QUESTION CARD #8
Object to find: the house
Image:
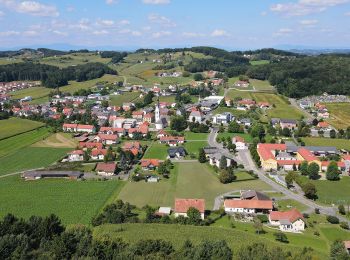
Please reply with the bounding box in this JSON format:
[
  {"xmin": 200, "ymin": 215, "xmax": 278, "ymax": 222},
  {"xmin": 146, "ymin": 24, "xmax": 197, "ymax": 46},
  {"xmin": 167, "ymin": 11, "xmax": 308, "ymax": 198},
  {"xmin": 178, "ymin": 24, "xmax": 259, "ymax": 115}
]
[
  {"xmin": 224, "ymin": 199, "xmax": 273, "ymax": 214},
  {"xmin": 269, "ymin": 208, "xmax": 305, "ymax": 233},
  {"xmin": 68, "ymin": 150, "xmax": 84, "ymax": 162},
  {"xmin": 317, "ymin": 110, "xmax": 329, "ymax": 119},
  {"xmin": 99, "ymin": 127, "xmax": 126, "ymax": 136},
  {"xmin": 63, "ymin": 123, "xmax": 78, "ymax": 132},
  {"xmin": 156, "ymin": 207, "xmax": 172, "ymax": 216},
  {"xmin": 174, "ymin": 198, "xmax": 205, "ymax": 220},
  {"xmin": 257, "ymin": 143, "xmax": 287, "ymax": 171},
  {"xmin": 238, "ymin": 99, "xmax": 256, "ymax": 110},
  {"xmin": 232, "ymin": 136, "xmax": 247, "ymax": 150},
  {"xmin": 280, "ymin": 119, "xmax": 297, "ymax": 130},
  {"xmin": 122, "ymin": 141, "xmax": 142, "ymax": 156},
  {"xmin": 258, "ymin": 102, "xmax": 271, "ymax": 109},
  {"xmin": 160, "ymin": 136, "xmax": 185, "ymax": 146},
  {"xmin": 132, "ymin": 111, "xmax": 144, "ymax": 120},
  {"xmin": 157, "ymin": 130, "xmax": 170, "ymax": 139},
  {"xmin": 122, "ymin": 102, "xmax": 135, "ymax": 111},
  {"xmin": 237, "ymin": 118, "xmax": 252, "ymax": 127},
  {"xmin": 212, "ymin": 112, "xmax": 234, "ymax": 125},
  {"xmin": 94, "ymin": 134, "xmax": 119, "ymax": 145},
  {"xmin": 146, "ymin": 175, "xmax": 160, "ymax": 182},
  {"xmin": 208, "ymin": 154, "xmax": 232, "ymax": 168},
  {"xmin": 317, "ymin": 121, "xmax": 329, "ymax": 129},
  {"xmin": 188, "ymin": 109, "xmax": 203, "ymax": 123},
  {"xmin": 168, "ymin": 147, "xmax": 187, "ymax": 159},
  {"xmin": 90, "ymin": 149, "xmax": 108, "ymax": 160},
  {"xmin": 79, "ymin": 142, "xmax": 103, "ymax": 150},
  {"xmin": 143, "ymin": 113, "xmax": 154, "ymax": 123},
  {"xmin": 240, "ymin": 190, "xmax": 271, "ymax": 201},
  {"xmin": 76, "ymin": 124, "xmax": 96, "ymax": 133},
  {"xmin": 141, "ymin": 159, "xmax": 160, "ymax": 170},
  {"xmin": 95, "ymin": 162, "xmax": 117, "ymax": 176}
]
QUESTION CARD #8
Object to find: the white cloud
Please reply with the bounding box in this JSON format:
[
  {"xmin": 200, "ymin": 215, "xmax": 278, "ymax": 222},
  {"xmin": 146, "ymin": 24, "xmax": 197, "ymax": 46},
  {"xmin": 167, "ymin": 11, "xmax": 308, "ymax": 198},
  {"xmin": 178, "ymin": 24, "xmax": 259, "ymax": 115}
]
[
  {"xmin": 299, "ymin": 19, "xmax": 319, "ymax": 25},
  {"xmin": 106, "ymin": 0, "xmax": 118, "ymax": 4},
  {"xmin": 261, "ymin": 11, "xmax": 267, "ymax": 16},
  {"xmin": 0, "ymin": 30, "xmax": 19, "ymax": 36},
  {"xmin": 142, "ymin": 0, "xmax": 170, "ymax": 4},
  {"xmin": 271, "ymin": 0, "xmax": 349, "ymax": 16},
  {"xmin": 0, "ymin": 0, "xmax": 59, "ymax": 17},
  {"xmin": 93, "ymin": 30, "xmax": 109, "ymax": 35},
  {"xmin": 211, "ymin": 29, "xmax": 230, "ymax": 37},
  {"xmin": 148, "ymin": 13, "xmax": 176, "ymax": 27},
  {"xmin": 98, "ymin": 19, "xmax": 114, "ymax": 26},
  {"xmin": 131, "ymin": 30, "xmax": 142, "ymax": 36},
  {"xmin": 52, "ymin": 30, "xmax": 68, "ymax": 36},
  {"xmin": 273, "ymin": 28, "xmax": 294, "ymax": 36},
  {"xmin": 152, "ymin": 30, "xmax": 171, "ymax": 38},
  {"xmin": 0, "ymin": 10, "xmax": 4, "ymax": 16},
  {"xmin": 182, "ymin": 32, "xmax": 205, "ymax": 38},
  {"xmin": 66, "ymin": 5, "xmax": 74, "ymax": 12},
  {"xmin": 23, "ymin": 30, "xmax": 38, "ymax": 36},
  {"xmin": 345, "ymin": 11, "xmax": 350, "ymax": 15},
  {"xmin": 118, "ymin": 19, "xmax": 130, "ymax": 25}
]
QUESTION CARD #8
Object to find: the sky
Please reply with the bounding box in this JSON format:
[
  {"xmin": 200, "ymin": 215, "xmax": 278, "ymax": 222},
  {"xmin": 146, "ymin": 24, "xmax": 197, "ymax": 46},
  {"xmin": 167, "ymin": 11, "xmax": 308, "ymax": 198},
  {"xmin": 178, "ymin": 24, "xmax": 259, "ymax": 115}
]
[{"xmin": 0, "ymin": 0, "xmax": 349, "ymax": 50}]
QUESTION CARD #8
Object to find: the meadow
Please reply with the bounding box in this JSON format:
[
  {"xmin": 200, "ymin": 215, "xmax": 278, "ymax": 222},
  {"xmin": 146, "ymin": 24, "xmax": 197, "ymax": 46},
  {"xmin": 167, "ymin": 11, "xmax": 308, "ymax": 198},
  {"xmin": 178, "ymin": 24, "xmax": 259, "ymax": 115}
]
[
  {"xmin": 31, "ymin": 133, "xmax": 78, "ymax": 148},
  {"xmin": 0, "ymin": 127, "xmax": 50, "ymax": 157},
  {"xmin": 217, "ymin": 132, "xmax": 253, "ymax": 143},
  {"xmin": 0, "ymin": 147, "xmax": 70, "ymax": 176},
  {"xmin": 109, "ymin": 92, "xmax": 141, "ymax": 106},
  {"xmin": 0, "ymin": 175, "xmax": 124, "ymax": 224},
  {"xmin": 302, "ymin": 137, "xmax": 350, "ymax": 150},
  {"xmin": 142, "ymin": 142, "xmax": 169, "ymax": 160},
  {"xmin": 0, "ymin": 117, "xmax": 44, "ymax": 140},
  {"xmin": 41, "ymin": 53, "xmax": 112, "ymax": 68},
  {"xmin": 312, "ymin": 176, "xmax": 350, "ymax": 205},
  {"xmin": 9, "ymin": 86, "xmax": 51, "ymax": 101},
  {"xmin": 324, "ymin": 103, "xmax": 350, "ymax": 129},
  {"xmin": 118, "ymin": 162, "xmax": 271, "ymax": 209}
]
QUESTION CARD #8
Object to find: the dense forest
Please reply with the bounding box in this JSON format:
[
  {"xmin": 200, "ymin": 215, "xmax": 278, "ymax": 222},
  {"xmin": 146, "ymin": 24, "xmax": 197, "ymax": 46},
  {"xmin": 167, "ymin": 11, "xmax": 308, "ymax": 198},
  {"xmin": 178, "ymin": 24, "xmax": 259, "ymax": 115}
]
[
  {"xmin": 247, "ymin": 55, "xmax": 350, "ymax": 98},
  {"xmin": 0, "ymin": 62, "xmax": 116, "ymax": 88},
  {"xmin": 100, "ymin": 51, "xmax": 128, "ymax": 64}
]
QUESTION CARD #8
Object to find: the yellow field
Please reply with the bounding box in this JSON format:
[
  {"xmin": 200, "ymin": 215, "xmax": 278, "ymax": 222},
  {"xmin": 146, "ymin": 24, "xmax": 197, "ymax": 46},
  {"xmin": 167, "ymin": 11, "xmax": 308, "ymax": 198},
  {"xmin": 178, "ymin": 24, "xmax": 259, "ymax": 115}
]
[
  {"xmin": 31, "ymin": 133, "xmax": 78, "ymax": 148},
  {"xmin": 324, "ymin": 103, "xmax": 350, "ymax": 129}
]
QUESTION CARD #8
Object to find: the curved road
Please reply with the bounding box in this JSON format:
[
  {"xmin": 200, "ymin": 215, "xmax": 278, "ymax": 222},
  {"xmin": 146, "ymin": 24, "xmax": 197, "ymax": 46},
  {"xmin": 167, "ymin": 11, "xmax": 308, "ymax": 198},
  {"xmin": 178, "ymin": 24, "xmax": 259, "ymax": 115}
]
[{"xmin": 208, "ymin": 128, "xmax": 350, "ymax": 225}]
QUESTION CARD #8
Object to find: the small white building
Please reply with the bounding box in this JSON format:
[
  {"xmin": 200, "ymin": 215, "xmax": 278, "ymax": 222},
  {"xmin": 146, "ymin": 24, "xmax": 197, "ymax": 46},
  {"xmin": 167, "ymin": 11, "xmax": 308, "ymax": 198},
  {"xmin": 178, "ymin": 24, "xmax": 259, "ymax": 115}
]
[
  {"xmin": 232, "ymin": 136, "xmax": 247, "ymax": 150},
  {"xmin": 212, "ymin": 112, "xmax": 234, "ymax": 125},
  {"xmin": 67, "ymin": 150, "xmax": 84, "ymax": 162},
  {"xmin": 224, "ymin": 199, "xmax": 273, "ymax": 214}
]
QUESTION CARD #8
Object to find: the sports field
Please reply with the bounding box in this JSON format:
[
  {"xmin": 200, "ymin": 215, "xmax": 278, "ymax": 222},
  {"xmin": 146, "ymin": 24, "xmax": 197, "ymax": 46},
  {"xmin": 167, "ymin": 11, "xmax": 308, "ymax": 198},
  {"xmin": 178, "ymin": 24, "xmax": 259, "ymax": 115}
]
[
  {"xmin": 0, "ymin": 147, "xmax": 70, "ymax": 176},
  {"xmin": 0, "ymin": 175, "xmax": 124, "ymax": 224},
  {"xmin": 324, "ymin": 103, "xmax": 350, "ymax": 129},
  {"xmin": 0, "ymin": 117, "xmax": 44, "ymax": 140},
  {"xmin": 118, "ymin": 162, "xmax": 271, "ymax": 209}
]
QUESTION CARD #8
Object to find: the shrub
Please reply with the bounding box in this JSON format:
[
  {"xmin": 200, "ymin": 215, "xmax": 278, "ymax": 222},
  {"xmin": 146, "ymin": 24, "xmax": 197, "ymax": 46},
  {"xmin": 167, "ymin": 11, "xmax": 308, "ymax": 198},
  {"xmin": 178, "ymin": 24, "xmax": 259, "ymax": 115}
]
[
  {"xmin": 326, "ymin": 215, "xmax": 339, "ymax": 224},
  {"xmin": 256, "ymin": 214, "xmax": 268, "ymax": 223},
  {"xmin": 315, "ymin": 208, "xmax": 320, "ymax": 214},
  {"xmin": 274, "ymin": 232, "xmax": 289, "ymax": 243},
  {"xmin": 340, "ymin": 222, "xmax": 349, "ymax": 230}
]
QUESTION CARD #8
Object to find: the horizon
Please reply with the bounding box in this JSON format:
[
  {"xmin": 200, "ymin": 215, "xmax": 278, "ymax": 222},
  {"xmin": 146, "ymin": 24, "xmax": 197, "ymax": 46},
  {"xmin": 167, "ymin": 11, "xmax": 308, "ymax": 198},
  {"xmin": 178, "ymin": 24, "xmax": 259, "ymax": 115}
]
[{"xmin": 0, "ymin": 0, "xmax": 350, "ymax": 50}]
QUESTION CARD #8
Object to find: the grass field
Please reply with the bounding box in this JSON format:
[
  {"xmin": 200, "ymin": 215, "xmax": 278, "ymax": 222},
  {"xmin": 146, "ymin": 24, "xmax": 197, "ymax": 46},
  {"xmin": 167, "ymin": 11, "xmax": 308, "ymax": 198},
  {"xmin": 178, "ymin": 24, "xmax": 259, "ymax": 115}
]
[
  {"xmin": 41, "ymin": 53, "xmax": 111, "ymax": 68},
  {"xmin": 250, "ymin": 60, "xmax": 270, "ymax": 66},
  {"xmin": 0, "ymin": 147, "xmax": 70, "ymax": 176},
  {"xmin": 0, "ymin": 127, "xmax": 50, "ymax": 158},
  {"xmin": 249, "ymin": 79, "xmax": 274, "ymax": 91},
  {"xmin": 31, "ymin": 133, "xmax": 78, "ymax": 148},
  {"xmin": 226, "ymin": 89, "xmax": 253, "ymax": 100},
  {"xmin": 217, "ymin": 132, "xmax": 253, "ymax": 143},
  {"xmin": 0, "ymin": 118, "xmax": 44, "ymax": 140},
  {"xmin": 0, "ymin": 175, "xmax": 124, "ymax": 224},
  {"xmin": 183, "ymin": 132, "xmax": 209, "ymax": 140},
  {"xmin": 302, "ymin": 137, "xmax": 350, "ymax": 150},
  {"xmin": 275, "ymin": 199, "xmax": 309, "ymax": 212},
  {"xmin": 324, "ymin": 103, "xmax": 350, "ymax": 129},
  {"xmin": 183, "ymin": 141, "xmax": 208, "ymax": 157},
  {"xmin": 109, "ymin": 92, "xmax": 141, "ymax": 106},
  {"xmin": 118, "ymin": 162, "xmax": 271, "ymax": 209},
  {"xmin": 312, "ymin": 177, "xmax": 350, "ymax": 205},
  {"xmin": 9, "ymin": 87, "xmax": 51, "ymax": 101},
  {"xmin": 143, "ymin": 142, "xmax": 169, "ymax": 160}
]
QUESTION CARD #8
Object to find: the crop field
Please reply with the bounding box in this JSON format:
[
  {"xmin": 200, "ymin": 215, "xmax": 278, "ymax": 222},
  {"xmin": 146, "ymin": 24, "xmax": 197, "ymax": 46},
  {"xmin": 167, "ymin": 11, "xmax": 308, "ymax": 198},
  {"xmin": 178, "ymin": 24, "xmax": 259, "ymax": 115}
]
[
  {"xmin": 109, "ymin": 92, "xmax": 141, "ymax": 106},
  {"xmin": 324, "ymin": 103, "xmax": 350, "ymax": 129},
  {"xmin": 41, "ymin": 53, "xmax": 111, "ymax": 68},
  {"xmin": 118, "ymin": 162, "xmax": 271, "ymax": 209},
  {"xmin": 93, "ymin": 222, "xmax": 327, "ymax": 258},
  {"xmin": 9, "ymin": 86, "xmax": 51, "ymax": 101},
  {"xmin": 31, "ymin": 133, "xmax": 78, "ymax": 148},
  {"xmin": 0, "ymin": 127, "xmax": 50, "ymax": 158},
  {"xmin": 0, "ymin": 147, "xmax": 70, "ymax": 176},
  {"xmin": 0, "ymin": 175, "xmax": 124, "ymax": 224},
  {"xmin": 302, "ymin": 137, "xmax": 350, "ymax": 150},
  {"xmin": 0, "ymin": 118, "xmax": 44, "ymax": 140}
]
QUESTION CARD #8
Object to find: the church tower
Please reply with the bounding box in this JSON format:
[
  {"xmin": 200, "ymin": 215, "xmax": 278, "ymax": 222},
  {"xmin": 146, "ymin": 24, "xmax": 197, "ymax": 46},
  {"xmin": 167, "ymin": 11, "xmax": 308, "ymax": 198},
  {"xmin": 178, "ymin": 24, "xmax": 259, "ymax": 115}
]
[{"xmin": 155, "ymin": 96, "xmax": 160, "ymax": 122}]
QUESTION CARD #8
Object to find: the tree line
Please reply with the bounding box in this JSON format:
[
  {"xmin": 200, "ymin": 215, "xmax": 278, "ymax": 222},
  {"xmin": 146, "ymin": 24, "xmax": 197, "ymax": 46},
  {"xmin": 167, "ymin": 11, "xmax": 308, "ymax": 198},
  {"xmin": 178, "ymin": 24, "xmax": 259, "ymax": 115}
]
[{"xmin": 0, "ymin": 62, "xmax": 116, "ymax": 88}]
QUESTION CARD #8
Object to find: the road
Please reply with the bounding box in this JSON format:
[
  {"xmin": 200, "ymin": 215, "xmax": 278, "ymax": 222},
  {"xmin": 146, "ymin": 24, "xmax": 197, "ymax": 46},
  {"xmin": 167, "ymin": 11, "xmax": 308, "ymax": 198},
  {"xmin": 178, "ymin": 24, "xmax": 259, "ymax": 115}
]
[
  {"xmin": 208, "ymin": 128, "xmax": 350, "ymax": 225},
  {"xmin": 289, "ymin": 98, "xmax": 313, "ymax": 120}
]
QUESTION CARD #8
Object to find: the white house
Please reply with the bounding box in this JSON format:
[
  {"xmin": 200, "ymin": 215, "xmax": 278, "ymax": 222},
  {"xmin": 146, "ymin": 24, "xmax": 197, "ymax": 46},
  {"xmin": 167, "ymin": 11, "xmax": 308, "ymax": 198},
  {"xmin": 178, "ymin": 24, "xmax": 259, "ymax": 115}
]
[
  {"xmin": 269, "ymin": 208, "xmax": 305, "ymax": 233},
  {"xmin": 212, "ymin": 112, "xmax": 234, "ymax": 125},
  {"xmin": 67, "ymin": 150, "xmax": 84, "ymax": 162},
  {"xmin": 224, "ymin": 199, "xmax": 273, "ymax": 214},
  {"xmin": 208, "ymin": 154, "xmax": 232, "ymax": 168},
  {"xmin": 232, "ymin": 136, "xmax": 247, "ymax": 150},
  {"xmin": 188, "ymin": 110, "xmax": 203, "ymax": 123}
]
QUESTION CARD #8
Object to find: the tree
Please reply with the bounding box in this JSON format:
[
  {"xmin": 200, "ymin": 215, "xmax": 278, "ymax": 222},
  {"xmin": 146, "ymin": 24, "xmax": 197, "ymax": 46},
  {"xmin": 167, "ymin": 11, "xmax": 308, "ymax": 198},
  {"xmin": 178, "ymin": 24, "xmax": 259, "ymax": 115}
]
[
  {"xmin": 326, "ymin": 215, "xmax": 339, "ymax": 224},
  {"xmin": 330, "ymin": 129, "xmax": 336, "ymax": 139},
  {"xmin": 250, "ymin": 123, "xmax": 265, "ymax": 140},
  {"xmin": 338, "ymin": 204, "xmax": 346, "ymax": 215},
  {"xmin": 307, "ymin": 162, "xmax": 319, "ymax": 180},
  {"xmin": 228, "ymin": 121, "xmax": 241, "ymax": 133},
  {"xmin": 219, "ymin": 155, "xmax": 227, "ymax": 169},
  {"xmin": 330, "ymin": 240, "xmax": 349, "ymax": 260},
  {"xmin": 193, "ymin": 73, "xmax": 204, "ymax": 81},
  {"xmin": 253, "ymin": 217, "xmax": 264, "ymax": 235},
  {"xmin": 302, "ymin": 182, "xmax": 317, "ymax": 199},
  {"xmin": 300, "ymin": 161, "xmax": 309, "ymax": 175},
  {"xmin": 158, "ymin": 162, "xmax": 169, "ymax": 176},
  {"xmin": 340, "ymin": 222, "xmax": 349, "ymax": 230},
  {"xmin": 170, "ymin": 116, "xmax": 188, "ymax": 132},
  {"xmin": 186, "ymin": 207, "xmax": 201, "ymax": 225},
  {"xmin": 198, "ymin": 148, "xmax": 207, "ymax": 163},
  {"xmin": 219, "ymin": 169, "xmax": 235, "ymax": 184},
  {"xmin": 104, "ymin": 146, "xmax": 115, "ymax": 162},
  {"xmin": 326, "ymin": 161, "xmax": 341, "ymax": 181},
  {"xmin": 285, "ymin": 172, "xmax": 294, "ymax": 188},
  {"xmin": 281, "ymin": 127, "xmax": 291, "ymax": 137},
  {"xmin": 274, "ymin": 232, "xmax": 288, "ymax": 243}
]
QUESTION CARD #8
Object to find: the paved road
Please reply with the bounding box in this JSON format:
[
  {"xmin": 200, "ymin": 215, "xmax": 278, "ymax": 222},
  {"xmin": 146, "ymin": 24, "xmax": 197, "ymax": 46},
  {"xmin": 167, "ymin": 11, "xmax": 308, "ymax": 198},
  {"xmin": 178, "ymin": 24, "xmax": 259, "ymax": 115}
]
[{"xmin": 208, "ymin": 128, "xmax": 350, "ymax": 225}]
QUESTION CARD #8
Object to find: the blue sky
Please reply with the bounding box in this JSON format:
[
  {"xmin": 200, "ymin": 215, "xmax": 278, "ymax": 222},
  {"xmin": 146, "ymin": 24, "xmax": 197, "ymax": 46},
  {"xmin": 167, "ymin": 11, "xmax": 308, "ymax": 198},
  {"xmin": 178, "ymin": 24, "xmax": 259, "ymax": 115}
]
[{"xmin": 0, "ymin": 0, "xmax": 349, "ymax": 50}]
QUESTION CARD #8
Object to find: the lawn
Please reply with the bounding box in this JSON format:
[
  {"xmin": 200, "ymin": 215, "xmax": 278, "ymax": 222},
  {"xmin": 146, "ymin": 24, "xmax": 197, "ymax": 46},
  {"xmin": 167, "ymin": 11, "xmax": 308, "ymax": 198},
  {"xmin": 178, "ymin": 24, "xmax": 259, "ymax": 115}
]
[
  {"xmin": 249, "ymin": 79, "xmax": 274, "ymax": 91},
  {"xmin": 119, "ymin": 162, "xmax": 272, "ymax": 209},
  {"xmin": 0, "ymin": 127, "xmax": 50, "ymax": 158},
  {"xmin": 0, "ymin": 175, "xmax": 124, "ymax": 225},
  {"xmin": 226, "ymin": 89, "xmax": 252, "ymax": 100},
  {"xmin": 302, "ymin": 137, "xmax": 350, "ymax": 150},
  {"xmin": 183, "ymin": 132, "xmax": 209, "ymax": 141},
  {"xmin": 183, "ymin": 141, "xmax": 208, "ymax": 157},
  {"xmin": 93, "ymin": 223, "xmax": 328, "ymax": 258},
  {"xmin": 109, "ymin": 92, "xmax": 141, "ymax": 106},
  {"xmin": 0, "ymin": 147, "xmax": 70, "ymax": 176},
  {"xmin": 41, "ymin": 53, "xmax": 112, "ymax": 68},
  {"xmin": 324, "ymin": 103, "xmax": 350, "ymax": 129},
  {"xmin": 0, "ymin": 117, "xmax": 44, "ymax": 140},
  {"xmin": 217, "ymin": 132, "xmax": 253, "ymax": 143},
  {"xmin": 275, "ymin": 199, "xmax": 309, "ymax": 212},
  {"xmin": 9, "ymin": 87, "xmax": 51, "ymax": 101},
  {"xmin": 250, "ymin": 60, "xmax": 270, "ymax": 66},
  {"xmin": 312, "ymin": 176, "xmax": 350, "ymax": 205},
  {"xmin": 142, "ymin": 142, "xmax": 169, "ymax": 160}
]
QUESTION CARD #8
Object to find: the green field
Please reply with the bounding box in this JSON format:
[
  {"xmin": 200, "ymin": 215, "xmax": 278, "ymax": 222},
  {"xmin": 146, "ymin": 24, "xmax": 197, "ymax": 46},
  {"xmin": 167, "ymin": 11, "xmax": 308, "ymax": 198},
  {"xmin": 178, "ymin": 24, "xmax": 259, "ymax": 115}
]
[
  {"xmin": 9, "ymin": 86, "xmax": 51, "ymax": 101},
  {"xmin": 324, "ymin": 103, "xmax": 350, "ymax": 129},
  {"xmin": 143, "ymin": 142, "xmax": 169, "ymax": 160},
  {"xmin": 226, "ymin": 89, "xmax": 253, "ymax": 100},
  {"xmin": 0, "ymin": 118, "xmax": 44, "ymax": 140},
  {"xmin": 0, "ymin": 175, "xmax": 124, "ymax": 224},
  {"xmin": 302, "ymin": 137, "xmax": 350, "ymax": 150},
  {"xmin": 0, "ymin": 127, "xmax": 50, "ymax": 157},
  {"xmin": 217, "ymin": 132, "xmax": 253, "ymax": 143},
  {"xmin": 275, "ymin": 199, "xmax": 309, "ymax": 212},
  {"xmin": 250, "ymin": 79, "xmax": 274, "ymax": 91},
  {"xmin": 41, "ymin": 53, "xmax": 112, "ymax": 68},
  {"xmin": 118, "ymin": 162, "xmax": 271, "ymax": 209},
  {"xmin": 183, "ymin": 132, "xmax": 209, "ymax": 141},
  {"xmin": 183, "ymin": 141, "xmax": 208, "ymax": 157},
  {"xmin": 0, "ymin": 147, "xmax": 70, "ymax": 176},
  {"xmin": 109, "ymin": 92, "xmax": 141, "ymax": 106},
  {"xmin": 312, "ymin": 177, "xmax": 350, "ymax": 205},
  {"xmin": 250, "ymin": 60, "xmax": 270, "ymax": 66}
]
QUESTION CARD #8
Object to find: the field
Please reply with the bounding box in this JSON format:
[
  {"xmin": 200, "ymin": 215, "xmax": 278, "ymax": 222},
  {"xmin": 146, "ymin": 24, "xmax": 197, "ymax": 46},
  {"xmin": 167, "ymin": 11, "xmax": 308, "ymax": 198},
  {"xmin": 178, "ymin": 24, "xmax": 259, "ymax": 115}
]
[
  {"xmin": 217, "ymin": 132, "xmax": 253, "ymax": 143},
  {"xmin": 183, "ymin": 132, "xmax": 209, "ymax": 141},
  {"xmin": 183, "ymin": 141, "xmax": 208, "ymax": 157},
  {"xmin": 275, "ymin": 199, "xmax": 309, "ymax": 212},
  {"xmin": 41, "ymin": 53, "xmax": 112, "ymax": 68},
  {"xmin": 31, "ymin": 133, "xmax": 78, "ymax": 148},
  {"xmin": 249, "ymin": 79, "xmax": 274, "ymax": 91},
  {"xmin": 324, "ymin": 103, "xmax": 350, "ymax": 129},
  {"xmin": 109, "ymin": 92, "xmax": 141, "ymax": 106},
  {"xmin": 0, "ymin": 147, "xmax": 70, "ymax": 176},
  {"xmin": 250, "ymin": 60, "xmax": 270, "ymax": 66},
  {"xmin": 302, "ymin": 137, "xmax": 350, "ymax": 150},
  {"xmin": 0, "ymin": 175, "xmax": 124, "ymax": 224},
  {"xmin": 0, "ymin": 117, "xmax": 44, "ymax": 140},
  {"xmin": 118, "ymin": 162, "xmax": 271, "ymax": 209},
  {"xmin": 0, "ymin": 127, "xmax": 50, "ymax": 157},
  {"xmin": 143, "ymin": 142, "xmax": 169, "ymax": 160},
  {"xmin": 9, "ymin": 86, "xmax": 51, "ymax": 101},
  {"xmin": 312, "ymin": 176, "xmax": 350, "ymax": 205}
]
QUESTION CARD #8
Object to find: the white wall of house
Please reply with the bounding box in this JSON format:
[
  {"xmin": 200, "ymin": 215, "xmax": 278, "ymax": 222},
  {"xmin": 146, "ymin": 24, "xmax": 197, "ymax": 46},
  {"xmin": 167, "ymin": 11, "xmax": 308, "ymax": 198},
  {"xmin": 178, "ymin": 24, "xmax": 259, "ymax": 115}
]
[
  {"xmin": 175, "ymin": 212, "xmax": 205, "ymax": 220},
  {"xmin": 224, "ymin": 207, "xmax": 256, "ymax": 214}
]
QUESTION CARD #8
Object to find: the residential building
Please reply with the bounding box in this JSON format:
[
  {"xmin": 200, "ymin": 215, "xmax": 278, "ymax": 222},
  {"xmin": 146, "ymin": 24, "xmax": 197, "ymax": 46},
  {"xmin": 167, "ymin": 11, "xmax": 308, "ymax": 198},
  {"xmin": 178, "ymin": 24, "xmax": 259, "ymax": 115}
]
[
  {"xmin": 95, "ymin": 162, "xmax": 117, "ymax": 176},
  {"xmin": 167, "ymin": 147, "xmax": 187, "ymax": 159},
  {"xmin": 232, "ymin": 136, "xmax": 247, "ymax": 150},
  {"xmin": 224, "ymin": 199, "xmax": 273, "ymax": 214},
  {"xmin": 90, "ymin": 149, "xmax": 108, "ymax": 161},
  {"xmin": 188, "ymin": 109, "xmax": 204, "ymax": 123},
  {"xmin": 212, "ymin": 112, "xmax": 234, "ymax": 125},
  {"xmin": 269, "ymin": 208, "xmax": 305, "ymax": 232},
  {"xmin": 68, "ymin": 150, "xmax": 84, "ymax": 162},
  {"xmin": 174, "ymin": 198, "xmax": 205, "ymax": 220},
  {"xmin": 140, "ymin": 159, "xmax": 160, "ymax": 170}
]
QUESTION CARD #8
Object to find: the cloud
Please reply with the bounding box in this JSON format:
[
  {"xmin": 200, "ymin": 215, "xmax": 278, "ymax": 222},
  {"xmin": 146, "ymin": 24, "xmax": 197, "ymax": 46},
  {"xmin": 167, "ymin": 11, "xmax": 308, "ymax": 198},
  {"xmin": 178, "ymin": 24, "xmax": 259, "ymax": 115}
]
[
  {"xmin": 52, "ymin": 30, "xmax": 68, "ymax": 36},
  {"xmin": 23, "ymin": 30, "xmax": 38, "ymax": 36},
  {"xmin": 0, "ymin": 0, "xmax": 59, "ymax": 17},
  {"xmin": 0, "ymin": 30, "xmax": 19, "ymax": 36},
  {"xmin": 210, "ymin": 29, "xmax": 230, "ymax": 37},
  {"xmin": 345, "ymin": 11, "xmax": 350, "ymax": 15},
  {"xmin": 66, "ymin": 5, "xmax": 74, "ymax": 12},
  {"xmin": 152, "ymin": 30, "xmax": 171, "ymax": 38},
  {"xmin": 148, "ymin": 13, "xmax": 176, "ymax": 27},
  {"xmin": 261, "ymin": 11, "xmax": 267, "ymax": 16},
  {"xmin": 97, "ymin": 19, "xmax": 115, "ymax": 26},
  {"xmin": 93, "ymin": 30, "xmax": 109, "ymax": 35},
  {"xmin": 0, "ymin": 10, "xmax": 4, "ymax": 16},
  {"xmin": 106, "ymin": 0, "xmax": 118, "ymax": 4},
  {"xmin": 182, "ymin": 32, "xmax": 205, "ymax": 38},
  {"xmin": 118, "ymin": 19, "xmax": 130, "ymax": 25},
  {"xmin": 270, "ymin": 0, "xmax": 349, "ymax": 16},
  {"xmin": 299, "ymin": 19, "xmax": 319, "ymax": 25},
  {"xmin": 142, "ymin": 0, "xmax": 170, "ymax": 4},
  {"xmin": 273, "ymin": 28, "xmax": 294, "ymax": 36}
]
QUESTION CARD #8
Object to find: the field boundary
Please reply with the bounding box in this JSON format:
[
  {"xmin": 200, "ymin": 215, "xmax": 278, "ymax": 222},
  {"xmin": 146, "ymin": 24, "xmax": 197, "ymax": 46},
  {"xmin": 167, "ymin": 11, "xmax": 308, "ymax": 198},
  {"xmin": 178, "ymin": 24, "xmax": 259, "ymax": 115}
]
[{"xmin": 0, "ymin": 125, "xmax": 46, "ymax": 141}]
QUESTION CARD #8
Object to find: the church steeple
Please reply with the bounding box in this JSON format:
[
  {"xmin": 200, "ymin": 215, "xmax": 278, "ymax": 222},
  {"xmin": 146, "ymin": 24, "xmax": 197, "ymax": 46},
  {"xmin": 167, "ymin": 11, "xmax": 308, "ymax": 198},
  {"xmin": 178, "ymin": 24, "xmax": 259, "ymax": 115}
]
[{"xmin": 155, "ymin": 95, "xmax": 160, "ymax": 122}]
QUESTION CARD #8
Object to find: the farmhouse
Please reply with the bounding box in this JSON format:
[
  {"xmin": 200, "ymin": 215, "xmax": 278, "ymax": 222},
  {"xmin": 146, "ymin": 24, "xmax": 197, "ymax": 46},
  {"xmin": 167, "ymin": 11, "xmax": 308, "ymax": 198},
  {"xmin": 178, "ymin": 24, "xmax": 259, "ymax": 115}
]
[
  {"xmin": 94, "ymin": 134, "xmax": 119, "ymax": 145},
  {"xmin": 95, "ymin": 162, "xmax": 117, "ymax": 176},
  {"xmin": 140, "ymin": 159, "xmax": 160, "ymax": 170},
  {"xmin": 79, "ymin": 142, "xmax": 103, "ymax": 150},
  {"xmin": 160, "ymin": 136, "xmax": 185, "ymax": 146},
  {"xmin": 67, "ymin": 150, "xmax": 84, "ymax": 162},
  {"xmin": 212, "ymin": 112, "xmax": 234, "ymax": 125},
  {"xmin": 76, "ymin": 124, "xmax": 96, "ymax": 133},
  {"xmin": 22, "ymin": 171, "xmax": 83, "ymax": 180},
  {"xmin": 240, "ymin": 190, "xmax": 271, "ymax": 201},
  {"xmin": 224, "ymin": 199, "xmax": 273, "ymax": 214},
  {"xmin": 174, "ymin": 199, "xmax": 205, "ymax": 220},
  {"xmin": 269, "ymin": 208, "xmax": 305, "ymax": 233},
  {"xmin": 90, "ymin": 149, "xmax": 108, "ymax": 161},
  {"xmin": 188, "ymin": 109, "xmax": 204, "ymax": 123},
  {"xmin": 99, "ymin": 127, "xmax": 126, "ymax": 137}
]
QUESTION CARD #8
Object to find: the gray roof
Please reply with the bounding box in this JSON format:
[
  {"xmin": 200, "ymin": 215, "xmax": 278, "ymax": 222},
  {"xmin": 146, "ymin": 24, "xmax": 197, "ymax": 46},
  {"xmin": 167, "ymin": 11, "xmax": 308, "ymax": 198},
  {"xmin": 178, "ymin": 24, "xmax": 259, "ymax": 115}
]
[
  {"xmin": 286, "ymin": 145, "xmax": 338, "ymax": 154},
  {"xmin": 203, "ymin": 147, "xmax": 219, "ymax": 154},
  {"xmin": 280, "ymin": 119, "xmax": 297, "ymax": 124},
  {"xmin": 168, "ymin": 147, "xmax": 187, "ymax": 157},
  {"xmin": 241, "ymin": 190, "xmax": 271, "ymax": 201},
  {"xmin": 22, "ymin": 171, "xmax": 83, "ymax": 178},
  {"xmin": 280, "ymin": 219, "xmax": 292, "ymax": 225}
]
